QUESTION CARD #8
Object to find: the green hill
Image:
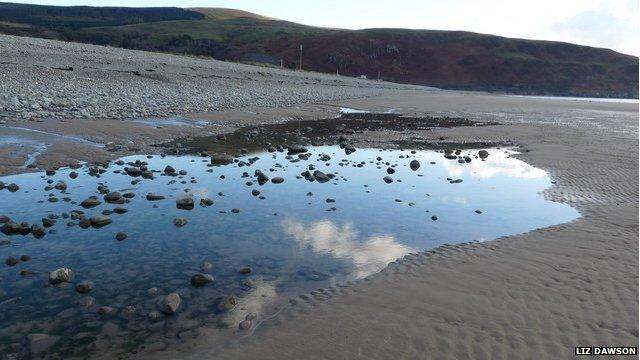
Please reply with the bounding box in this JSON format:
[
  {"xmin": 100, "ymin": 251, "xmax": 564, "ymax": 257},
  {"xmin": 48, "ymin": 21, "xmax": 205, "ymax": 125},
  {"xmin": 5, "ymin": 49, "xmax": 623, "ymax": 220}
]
[{"xmin": 0, "ymin": 2, "xmax": 636, "ymax": 98}]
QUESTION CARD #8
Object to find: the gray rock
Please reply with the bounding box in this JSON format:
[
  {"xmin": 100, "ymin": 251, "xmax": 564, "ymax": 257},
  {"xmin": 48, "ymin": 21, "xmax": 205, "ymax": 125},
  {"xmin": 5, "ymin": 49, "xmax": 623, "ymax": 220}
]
[
  {"xmin": 80, "ymin": 197, "xmax": 101, "ymax": 208},
  {"xmin": 157, "ymin": 292, "xmax": 181, "ymax": 314},
  {"xmin": 211, "ymin": 153, "xmax": 234, "ymax": 165},
  {"xmin": 97, "ymin": 306, "xmax": 115, "ymax": 316},
  {"xmin": 409, "ymin": 159, "xmax": 421, "ymax": 170},
  {"xmin": 146, "ymin": 193, "xmax": 165, "ymax": 201},
  {"xmin": 383, "ymin": 176, "xmax": 393, "ymax": 184},
  {"xmin": 176, "ymin": 197, "xmax": 194, "ymax": 210},
  {"xmin": 190, "ymin": 273, "xmax": 214, "ymax": 286},
  {"xmin": 201, "ymin": 261, "xmax": 213, "ymax": 272},
  {"xmin": 271, "ymin": 177, "xmax": 284, "ymax": 184},
  {"xmin": 238, "ymin": 319, "xmax": 252, "ymax": 331},
  {"xmin": 200, "ymin": 198, "xmax": 214, "ymax": 207},
  {"xmin": 75, "ymin": 280, "xmax": 93, "ymax": 294},
  {"xmin": 217, "ymin": 295, "xmax": 237, "ymax": 312},
  {"xmin": 49, "ymin": 268, "xmax": 74, "ymax": 284},
  {"xmin": 173, "ymin": 217, "xmax": 188, "ymax": 227},
  {"xmin": 89, "ymin": 215, "xmax": 112, "ymax": 227}
]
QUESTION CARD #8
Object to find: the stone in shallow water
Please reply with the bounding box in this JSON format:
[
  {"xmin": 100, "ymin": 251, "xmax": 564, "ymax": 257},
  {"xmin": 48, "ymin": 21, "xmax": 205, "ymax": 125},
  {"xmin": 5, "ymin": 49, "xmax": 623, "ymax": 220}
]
[
  {"xmin": 5, "ymin": 256, "xmax": 19, "ymax": 266},
  {"xmin": 410, "ymin": 159, "xmax": 421, "ymax": 170},
  {"xmin": 75, "ymin": 280, "xmax": 93, "ymax": 294},
  {"xmin": 190, "ymin": 273, "xmax": 214, "ymax": 286},
  {"xmin": 146, "ymin": 193, "xmax": 165, "ymax": 201},
  {"xmin": 201, "ymin": 261, "xmax": 213, "ymax": 272},
  {"xmin": 176, "ymin": 197, "xmax": 195, "ymax": 210},
  {"xmin": 115, "ymin": 232, "xmax": 127, "ymax": 241},
  {"xmin": 90, "ymin": 215, "xmax": 112, "ymax": 227},
  {"xmin": 97, "ymin": 306, "xmax": 115, "ymax": 316},
  {"xmin": 383, "ymin": 176, "xmax": 393, "ymax": 184},
  {"xmin": 200, "ymin": 198, "xmax": 214, "ymax": 207},
  {"xmin": 157, "ymin": 293, "xmax": 181, "ymax": 315},
  {"xmin": 49, "ymin": 268, "xmax": 74, "ymax": 285},
  {"xmin": 217, "ymin": 295, "xmax": 237, "ymax": 312},
  {"xmin": 174, "ymin": 217, "xmax": 188, "ymax": 227},
  {"xmin": 80, "ymin": 197, "xmax": 101, "ymax": 208},
  {"xmin": 238, "ymin": 319, "xmax": 252, "ymax": 331}
]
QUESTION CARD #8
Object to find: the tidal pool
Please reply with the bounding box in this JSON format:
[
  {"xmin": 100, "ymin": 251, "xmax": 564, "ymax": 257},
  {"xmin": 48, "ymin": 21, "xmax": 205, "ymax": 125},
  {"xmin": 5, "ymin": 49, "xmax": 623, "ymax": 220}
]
[{"xmin": 0, "ymin": 146, "xmax": 579, "ymax": 358}]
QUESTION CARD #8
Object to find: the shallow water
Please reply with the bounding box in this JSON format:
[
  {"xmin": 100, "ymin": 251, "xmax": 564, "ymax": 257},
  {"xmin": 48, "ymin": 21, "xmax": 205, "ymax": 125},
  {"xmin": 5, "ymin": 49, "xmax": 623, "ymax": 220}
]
[{"xmin": 0, "ymin": 146, "xmax": 579, "ymax": 357}]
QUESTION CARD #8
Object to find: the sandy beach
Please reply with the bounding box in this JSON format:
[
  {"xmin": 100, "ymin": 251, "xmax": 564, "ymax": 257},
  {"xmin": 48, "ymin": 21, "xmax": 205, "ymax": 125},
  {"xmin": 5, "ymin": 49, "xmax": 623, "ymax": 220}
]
[
  {"xmin": 138, "ymin": 92, "xmax": 637, "ymax": 360},
  {"xmin": 0, "ymin": 37, "xmax": 637, "ymax": 360}
]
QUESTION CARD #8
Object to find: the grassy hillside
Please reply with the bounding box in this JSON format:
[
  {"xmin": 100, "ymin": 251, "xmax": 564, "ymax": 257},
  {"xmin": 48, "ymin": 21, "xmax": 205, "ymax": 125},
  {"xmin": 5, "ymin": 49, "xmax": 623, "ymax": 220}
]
[{"xmin": 0, "ymin": 2, "xmax": 636, "ymax": 98}]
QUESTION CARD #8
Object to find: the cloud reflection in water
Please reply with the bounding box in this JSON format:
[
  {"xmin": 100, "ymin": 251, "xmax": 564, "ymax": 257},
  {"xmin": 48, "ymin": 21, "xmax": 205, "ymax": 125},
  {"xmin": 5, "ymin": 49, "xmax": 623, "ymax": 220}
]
[{"xmin": 282, "ymin": 219, "xmax": 413, "ymax": 278}]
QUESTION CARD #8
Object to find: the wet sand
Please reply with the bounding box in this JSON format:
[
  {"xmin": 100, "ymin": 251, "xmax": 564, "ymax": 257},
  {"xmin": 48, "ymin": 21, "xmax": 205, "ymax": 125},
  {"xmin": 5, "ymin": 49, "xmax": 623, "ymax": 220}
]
[{"xmin": 1, "ymin": 91, "xmax": 638, "ymax": 359}]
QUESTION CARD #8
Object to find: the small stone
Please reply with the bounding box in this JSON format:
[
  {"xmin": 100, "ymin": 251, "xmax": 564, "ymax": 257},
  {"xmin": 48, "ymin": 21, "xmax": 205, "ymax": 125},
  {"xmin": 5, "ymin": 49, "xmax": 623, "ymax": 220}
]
[
  {"xmin": 49, "ymin": 268, "xmax": 74, "ymax": 284},
  {"xmin": 148, "ymin": 311, "xmax": 163, "ymax": 322},
  {"xmin": 410, "ymin": 159, "xmax": 421, "ymax": 170},
  {"xmin": 190, "ymin": 273, "xmax": 215, "ymax": 286},
  {"xmin": 217, "ymin": 295, "xmax": 237, "ymax": 312},
  {"xmin": 238, "ymin": 319, "xmax": 252, "ymax": 331},
  {"xmin": 115, "ymin": 232, "xmax": 127, "ymax": 241},
  {"xmin": 200, "ymin": 198, "xmax": 214, "ymax": 207},
  {"xmin": 176, "ymin": 197, "xmax": 194, "ymax": 210},
  {"xmin": 201, "ymin": 261, "xmax": 213, "ymax": 272},
  {"xmin": 147, "ymin": 287, "xmax": 159, "ymax": 297},
  {"xmin": 121, "ymin": 305, "xmax": 137, "ymax": 318},
  {"xmin": 157, "ymin": 293, "xmax": 181, "ymax": 314},
  {"xmin": 5, "ymin": 256, "xmax": 19, "ymax": 266},
  {"xmin": 271, "ymin": 177, "xmax": 284, "ymax": 184},
  {"xmin": 97, "ymin": 306, "xmax": 115, "ymax": 316},
  {"xmin": 80, "ymin": 197, "xmax": 101, "ymax": 208},
  {"xmin": 89, "ymin": 215, "xmax": 111, "ymax": 227},
  {"xmin": 146, "ymin": 193, "xmax": 165, "ymax": 201},
  {"xmin": 75, "ymin": 280, "xmax": 93, "ymax": 294},
  {"xmin": 383, "ymin": 176, "xmax": 393, "ymax": 184},
  {"xmin": 173, "ymin": 217, "xmax": 188, "ymax": 227},
  {"xmin": 239, "ymin": 267, "xmax": 252, "ymax": 274}
]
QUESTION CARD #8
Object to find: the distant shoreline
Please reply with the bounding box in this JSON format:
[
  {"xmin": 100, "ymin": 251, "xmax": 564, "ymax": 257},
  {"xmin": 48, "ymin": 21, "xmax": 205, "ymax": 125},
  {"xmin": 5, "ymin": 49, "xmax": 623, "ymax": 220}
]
[{"xmin": 507, "ymin": 94, "xmax": 639, "ymax": 103}]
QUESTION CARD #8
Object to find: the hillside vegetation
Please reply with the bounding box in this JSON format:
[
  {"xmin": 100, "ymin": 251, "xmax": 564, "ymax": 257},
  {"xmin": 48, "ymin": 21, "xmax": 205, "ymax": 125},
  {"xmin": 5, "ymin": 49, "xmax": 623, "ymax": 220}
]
[{"xmin": 0, "ymin": 2, "xmax": 636, "ymax": 98}]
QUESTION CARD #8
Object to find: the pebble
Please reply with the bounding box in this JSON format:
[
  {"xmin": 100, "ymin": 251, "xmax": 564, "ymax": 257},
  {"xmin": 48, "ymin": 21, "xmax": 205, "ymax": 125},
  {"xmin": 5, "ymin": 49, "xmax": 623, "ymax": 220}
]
[
  {"xmin": 190, "ymin": 273, "xmax": 215, "ymax": 286},
  {"xmin": 115, "ymin": 232, "xmax": 127, "ymax": 241},
  {"xmin": 146, "ymin": 193, "xmax": 165, "ymax": 201},
  {"xmin": 157, "ymin": 292, "xmax": 181, "ymax": 314},
  {"xmin": 49, "ymin": 267, "xmax": 74, "ymax": 284},
  {"xmin": 173, "ymin": 217, "xmax": 188, "ymax": 227},
  {"xmin": 75, "ymin": 280, "xmax": 93, "ymax": 294},
  {"xmin": 89, "ymin": 215, "xmax": 112, "ymax": 227}
]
